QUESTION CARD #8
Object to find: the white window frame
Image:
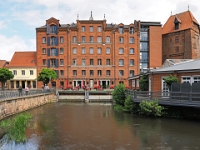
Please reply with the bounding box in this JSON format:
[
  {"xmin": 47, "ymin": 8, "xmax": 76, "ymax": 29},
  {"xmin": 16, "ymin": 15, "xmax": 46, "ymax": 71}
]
[
  {"xmin": 30, "ymin": 70, "xmax": 33, "ymax": 75},
  {"xmin": 106, "ymin": 48, "xmax": 110, "ymax": 54}
]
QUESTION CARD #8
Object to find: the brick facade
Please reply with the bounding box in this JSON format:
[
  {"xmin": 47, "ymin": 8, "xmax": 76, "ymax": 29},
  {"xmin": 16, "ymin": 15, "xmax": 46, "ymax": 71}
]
[{"xmin": 36, "ymin": 16, "xmax": 162, "ymax": 89}]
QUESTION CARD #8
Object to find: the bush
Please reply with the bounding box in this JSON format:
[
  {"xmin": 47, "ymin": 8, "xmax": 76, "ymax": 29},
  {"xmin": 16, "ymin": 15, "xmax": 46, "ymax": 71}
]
[
  {"xmin": 113, "ymin": 104, "xmax": 124, "ymax": 112},
  {"xmin": 139, "ymin": 74, "xmax": 149, "ymax": 91},
  {"xmin": 163, "ymin": 75, "xmax": 178, "ymax": 90},
  {"xmin": 123, "ymin": 95, "xmax": 135, "ymax": 113},
  {"xmin": 112, "ymin": 84, "xmax": 126, "ymax": 106},
  {"xmin": 139, "ymin": 99, "xmax": 164, "ymax": 117}
]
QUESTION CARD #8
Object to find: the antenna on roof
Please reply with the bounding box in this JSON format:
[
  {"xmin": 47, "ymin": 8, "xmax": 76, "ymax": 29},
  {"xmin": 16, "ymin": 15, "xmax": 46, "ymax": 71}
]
[{"xmin": 188, "ymin": 5, "xmax": 189, "ymax": 11}]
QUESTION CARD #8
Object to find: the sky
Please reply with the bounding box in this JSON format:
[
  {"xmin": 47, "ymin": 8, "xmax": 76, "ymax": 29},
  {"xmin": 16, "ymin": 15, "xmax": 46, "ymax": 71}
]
[{"xmin": 0, "ymin": 0, "xmax": 200, "ymax": 61}]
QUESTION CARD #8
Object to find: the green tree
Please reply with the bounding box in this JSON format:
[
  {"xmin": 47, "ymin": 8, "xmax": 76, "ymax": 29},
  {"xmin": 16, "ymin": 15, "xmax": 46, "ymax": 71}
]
[
  {"xmin": 0, "ymin": 68, "xmax": 14, "ymax": 90},
  {"xmin": 163, "ymin": 74, "xmax": 178, "ymax": 90},
  {"xmin": 123, "ymin": 95, "xmax": 135, "ymax": 113},
  {"xmin": 37, "ymin": 68, "xmax": 57, "ymax": 86},
  {"xmin": 112, "ymin": 84, "xmax": 126, "ymax": 106},
  {"xmin": 139, "ymin": 74, "xmax": 149, "ymax": 91}
]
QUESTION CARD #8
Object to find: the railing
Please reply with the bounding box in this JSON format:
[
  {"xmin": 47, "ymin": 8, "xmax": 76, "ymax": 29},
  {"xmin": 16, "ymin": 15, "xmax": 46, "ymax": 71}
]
[
  {"xmin": 125, "ymin": 90, "xmax": 200, "ymax": 107},
  {"xmin": 0, "ymin": 89, "xmax": 55, "ymax": 100}
]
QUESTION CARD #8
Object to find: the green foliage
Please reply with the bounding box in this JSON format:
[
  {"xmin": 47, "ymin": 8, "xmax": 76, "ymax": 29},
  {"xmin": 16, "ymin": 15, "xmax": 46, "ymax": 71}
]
[
  {"xmin": 123, "ymin": 95, "xmax": 135, "ymax": 113},
  {"xmin": 37, "ymin": 68, "xmax": 57, "ymax": 85},
  {"xmin": 112, "ymin": 84, "xmax": 126, "ymax": 106},
  {"xmin": 163, "ymin": 75, "xmax": 178, "ymax": 90},
  {"xmin": 113, "ymin": 104, "xmax": 124, "ymax": 112},
  {"xmin": 139, "ymin": 99, "xmax": 164, "ymax": 117},
  {"xmin": 139, "ymin": 74, "xmax": 149, "ymax": 91},
  {"xmin": 0, "ymin": 113, "xmax": 32, "ymax": 143},
  {"xmin": 0, "ymin": 68, "xmax": 14, "ymax": 90}
]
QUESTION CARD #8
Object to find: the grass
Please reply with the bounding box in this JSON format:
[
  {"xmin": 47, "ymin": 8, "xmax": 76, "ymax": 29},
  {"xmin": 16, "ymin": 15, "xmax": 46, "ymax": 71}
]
[{"xmin": 0, "ymin": 112, "xmax": 32, "ymax": 143}]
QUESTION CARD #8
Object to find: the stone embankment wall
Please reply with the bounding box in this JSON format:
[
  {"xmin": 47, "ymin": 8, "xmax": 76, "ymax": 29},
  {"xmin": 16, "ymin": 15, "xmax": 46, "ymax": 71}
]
[{"xmin": 0, "ymin": 93, "xmax": 54, "ymax": 121}]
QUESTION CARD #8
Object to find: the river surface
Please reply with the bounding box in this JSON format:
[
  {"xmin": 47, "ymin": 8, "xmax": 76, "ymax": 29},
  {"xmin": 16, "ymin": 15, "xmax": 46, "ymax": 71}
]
[{"xmin": 1, "ymin": 102, "xmax": 200, "ymax": 150}]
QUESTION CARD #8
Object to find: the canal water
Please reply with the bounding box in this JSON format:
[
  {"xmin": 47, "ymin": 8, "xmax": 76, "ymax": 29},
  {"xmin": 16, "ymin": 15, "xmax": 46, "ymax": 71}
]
[{"xmin": 1, "ymin": 102, "xmax": 200, "ymax": 150}]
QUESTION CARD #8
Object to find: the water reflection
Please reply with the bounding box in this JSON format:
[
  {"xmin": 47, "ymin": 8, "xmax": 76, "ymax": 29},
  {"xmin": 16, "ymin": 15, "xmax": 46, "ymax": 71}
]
[{"xmin": 1, "ymin": 102, "xmax": 200, "ymax": 150}]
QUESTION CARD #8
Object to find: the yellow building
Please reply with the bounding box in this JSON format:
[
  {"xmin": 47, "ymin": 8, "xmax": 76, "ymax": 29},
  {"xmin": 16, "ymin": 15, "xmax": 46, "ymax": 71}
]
[{"xmin": 7, "ymin": 52, "xmax": 37, "ymax": 89}]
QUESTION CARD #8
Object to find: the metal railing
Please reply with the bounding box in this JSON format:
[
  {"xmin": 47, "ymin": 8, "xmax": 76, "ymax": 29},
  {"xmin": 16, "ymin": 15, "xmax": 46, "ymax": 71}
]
[{"xmin": 0, "ymin": 89, "xmax": 55, "ymax": 100}]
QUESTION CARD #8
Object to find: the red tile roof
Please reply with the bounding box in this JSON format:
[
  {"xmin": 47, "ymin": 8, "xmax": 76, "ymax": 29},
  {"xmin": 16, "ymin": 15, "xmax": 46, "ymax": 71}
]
[
  {"xmin": 8, "ymin": 51, "xmax": 37, "ymax": 67},
  {"xmin": 162, "ymin": 11, "xmax": 199, "ymax": 34},
  {"xmin": 0, "ymin": 60, "xmax": 7, "ymax": 68}
]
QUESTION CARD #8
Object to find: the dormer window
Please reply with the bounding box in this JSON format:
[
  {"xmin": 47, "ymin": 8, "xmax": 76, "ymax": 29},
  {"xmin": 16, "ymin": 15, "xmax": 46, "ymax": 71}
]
[
  {"xmin": 130, "ymin": 27, "xmax": 134, "ymax": 34},
  {"xmin": 174, "ymin": 16, "xmax": 181, "ymax": 30},
  {"xmin": 175, "ymin": 23, "xmax": 179, "ymax": 30},
  {"xmin": 50, "ymin": 25, "xmax": 57, "ymax": 34},
  {"xmin": 119, "ymin": 27, "xmax": 123, "ymax": 34}
]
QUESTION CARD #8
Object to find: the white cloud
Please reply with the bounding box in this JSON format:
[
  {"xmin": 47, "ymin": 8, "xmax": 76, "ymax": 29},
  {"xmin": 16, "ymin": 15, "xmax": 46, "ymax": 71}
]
[
  {"xmin": 0, "ymin": 35, "xmax": 35, "ymax": 61},
  {"xmin": 0, "ymin": 21, "xmax": 7, "ymax": 29}
]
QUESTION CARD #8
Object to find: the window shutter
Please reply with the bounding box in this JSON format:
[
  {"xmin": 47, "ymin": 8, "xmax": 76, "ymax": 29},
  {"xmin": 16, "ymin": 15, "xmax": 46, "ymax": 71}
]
[
  {"xmin": 56, "ymin": 48, "xmax": 58, "ymax": 56},
  {"xmin": 47, "ymin": 37, "xmax": 50, "ymax": 46},
  {"xmin": 48, "ymin": 59, "xmax": 50, "ymax": 68},
  {"xmin": 47, "ymin": 48, "xmax": 50, "ymax": 56},
  {"xmin": 56, "ymin": 24, "xmax": 59, "ymax": 34},
  {"xmin": 56, "ymin": 59, "xmax": 58, "ymax": 68},
  {"xmin": 46, "ymin": 24, "xmax": 50, "ymax": 34},
  {"xmin": 56, "ymin": 37, "xmax": 58, "ymax": 46}
]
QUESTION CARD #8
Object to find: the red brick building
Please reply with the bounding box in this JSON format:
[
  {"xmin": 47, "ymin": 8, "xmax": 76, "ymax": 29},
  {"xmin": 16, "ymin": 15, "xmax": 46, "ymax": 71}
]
[
  {"xmin": 36, "ymin": 13, "xmax": 162, "ymax": 89},
  {"xmin": 162, "ymin": 11, "xmax": 200, "ymax": 63}
]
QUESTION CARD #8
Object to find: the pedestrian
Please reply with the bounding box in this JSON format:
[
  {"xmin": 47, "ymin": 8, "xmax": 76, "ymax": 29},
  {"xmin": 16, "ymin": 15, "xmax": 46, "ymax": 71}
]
[
  {"xmin": 18, "ymin": 86, "xmax": 22, "ymax": 97},
  {"xmin": 25, "ymin": 86, "xmax": 29, "ymax": 95}
]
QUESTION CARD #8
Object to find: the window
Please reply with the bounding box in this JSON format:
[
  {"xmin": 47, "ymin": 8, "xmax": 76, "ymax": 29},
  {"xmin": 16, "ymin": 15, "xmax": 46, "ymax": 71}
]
[
  {"xmin": 130, "ymin": 59, "xmax": 134, "ymax": 66},
  {"xmin": 90, "ymin": 36, "xmax": 94, "ymax": 43},
  {"xmin": 30, "ymin": 70, "xmax": 33, "ymax": 75},
  {"xmin": 106, "ymin": 70, "xmax": 110, "ymax": 76},
  {"xmin": 194, "ymin": 77, "xmax": 200, "ymax": 83},
  {"xmin": 106, "ymin": 36, "xmax": 110, "ymax": 43},
  {"xmin": 73, "ymin": 48, "xmax": 77, "ymax": 54},
  {"xmin": 106, "ymin": 59, "xmax": 110, "ymax": 65},
  {"xmin": 90, "ymin": 70, "xmax": 94, "ymax": 76},
  {"xmin": 106, "ymin": 48, "xmax": 110, "ymax": 54},
  {"xmin": 42, "ymin": 37, "xmax": 46, "ymax": 43},
  {"xmin": 73, "ymin": 36, "xmax": 77, "ymax": 43},
  {"xmin": 119, "ymin": 70, "xmax": 124, "ymax": 76},
  {"xmin": 90, "ymin": 48, "xmax": 94, "ymax": 54},
  {"xmin": 13, "ymin": 70, "xmax": 17, "ymax": 75},
  {"xmin": 130, "ymin": 48, "xmax": 134, "ymax": 54},
  {"xmin": 90, "ymin": 59, "xmax": 94, "ymax": 65},
  {"xmin": 82, "ymin": 36, "xmax": 86, "ymax": 43},
  {"xmin": 130, "ymin": 27, "xmax": 134, "ymax": 34},
  {"xmin": 119, "ymin": 37, "xmax": 124, "ymax": 43},
  {"xmin": 82, "ymin": 47, "xmax": 86, "ymax": 54},
  {"xmin": 90, "ymin": 26, "xmax": 93, "ymax": 32},
  {"xmin": 82, "ymin": 59, "xmax": 86, "ymax": 65},
  {"xmin": 73, "ymin": 59, "xmax": 77, "ymax": 65},
  {"xmin": 119, "ymin": 48, "xmax": 124, "ymax": 54},
  {"xmin": 82, "ymin": 26, "xmax": 86, "ymax": 32},
  {"xmin": 42, "ymin": 48, "xmax": 46, "ymax": 54},
  {"xmin": 21, "ymin": 70, "xmax": 25, "ymax": 75},
  {"xmin": 51, "ymin": 59, "xmax": 56, "ymax": 68},
  {"xmin": 82, "ymin": 70, "xmax": 86, "ymax": 76},
  {"xmin": 182, "ymin": 77, "xmax": 191, "ymax": 83},
  {"xmin": 130, "ymin": 70, "xmax": 134, "ymax": 77},
  {"xmin": 73, "ymin": 70, "xmax": 77, "ymax": 76},
  {"xmin": 51, "ymin": 48, "xmax": 57, "ymax": 56},
  {"xmin": 50, "ymin": 25, "xmax": 57, "ymax": 34},
  {"xmin": 175, "ymin": 36, "xmax": 179, "ymax": 43},
  {"xmin": 98, "ymin": 70, "xmax": 102, "ymax": 76},
  {"xmin": 60, "ymin": 59, "xmax": 64, "ymax": 66},
  {"xmin": 60, "ymin": 70, "xmax": 64, "ymax": 76},
  {"xmin": 98, "ymin": 59, "xmax": 102, "ymax": 65},
  {"xmin": 43, "ymin": 59, "xmax": 46, "ymax": 66},
  {"xmin": 119, "ymin": 59, "xmax": 124, "ymax": 66},
  {"xmin": 119, "ymin": 27, "xmax": 123, "ymax": 34},
  {"xmin": 51, "ymin": 37, "xmax": 57, "ymax": 45},
  {"xmin": 175, "ymin": 46, "xmax": 179, "ymax": 52},
  {"xmin": 130, "ymin": 37, "xmax": 134, "ymax": 43},
  {"xmin": 97, "ymin": 47, "xmax": 102, "ymax": 54},
  {"xmin": 60, "ymin": 48, "xmax": 64, "ymax": 54},
  {"xmin": 60, "ymin": 36, "xmax": 64, "ymax": 43},
  {"xmin": 97, "ymin": 36, "xmax": 102, "ymax": 43},
  {"xmin": 98, "ymin": 26, "xmax": 102, "ymax": 32}
]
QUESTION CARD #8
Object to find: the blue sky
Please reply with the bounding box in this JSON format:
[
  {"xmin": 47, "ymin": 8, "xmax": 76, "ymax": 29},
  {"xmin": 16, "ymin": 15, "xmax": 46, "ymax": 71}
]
[{"xmin": 0, "ymin": 0, "xmax": 200, "ymax": 61}]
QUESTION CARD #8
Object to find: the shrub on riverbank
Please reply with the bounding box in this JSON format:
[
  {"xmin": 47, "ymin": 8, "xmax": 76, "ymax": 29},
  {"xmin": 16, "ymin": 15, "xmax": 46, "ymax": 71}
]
[
  {"xmin": 139, "ymin": 100, "xmax": 164, "ymax": 117},
  {"xmin": 0, "ymin": 112, "xmax": 32, "ymax": 143},
  {"xmin": 112, "ymin": 84, "xmax": 126, "ymax": 106}
]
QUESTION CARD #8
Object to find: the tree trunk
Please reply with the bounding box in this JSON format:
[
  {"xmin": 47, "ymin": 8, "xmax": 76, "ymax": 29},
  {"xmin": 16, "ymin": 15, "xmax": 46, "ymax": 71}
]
[{"xmin": 1, "ymin": 81, "xmax": 5, "ymax": 91}]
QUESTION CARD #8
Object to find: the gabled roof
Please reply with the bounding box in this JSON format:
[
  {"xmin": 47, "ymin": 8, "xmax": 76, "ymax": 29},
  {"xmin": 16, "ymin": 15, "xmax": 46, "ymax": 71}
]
[
  {"xmin": 162, "ymin": 11, "xmax": 199, "ymax": 34},
  {"xmin": 151, "ymin": 59, "xmax": 200, "ymax": 73},
  {"xmin": 8, "ymin": 51, "xmax": 37, "ymax": 67},
  {"xmin": 0, "ymin": 60, "xmax": 8, "ymax": 68}
]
